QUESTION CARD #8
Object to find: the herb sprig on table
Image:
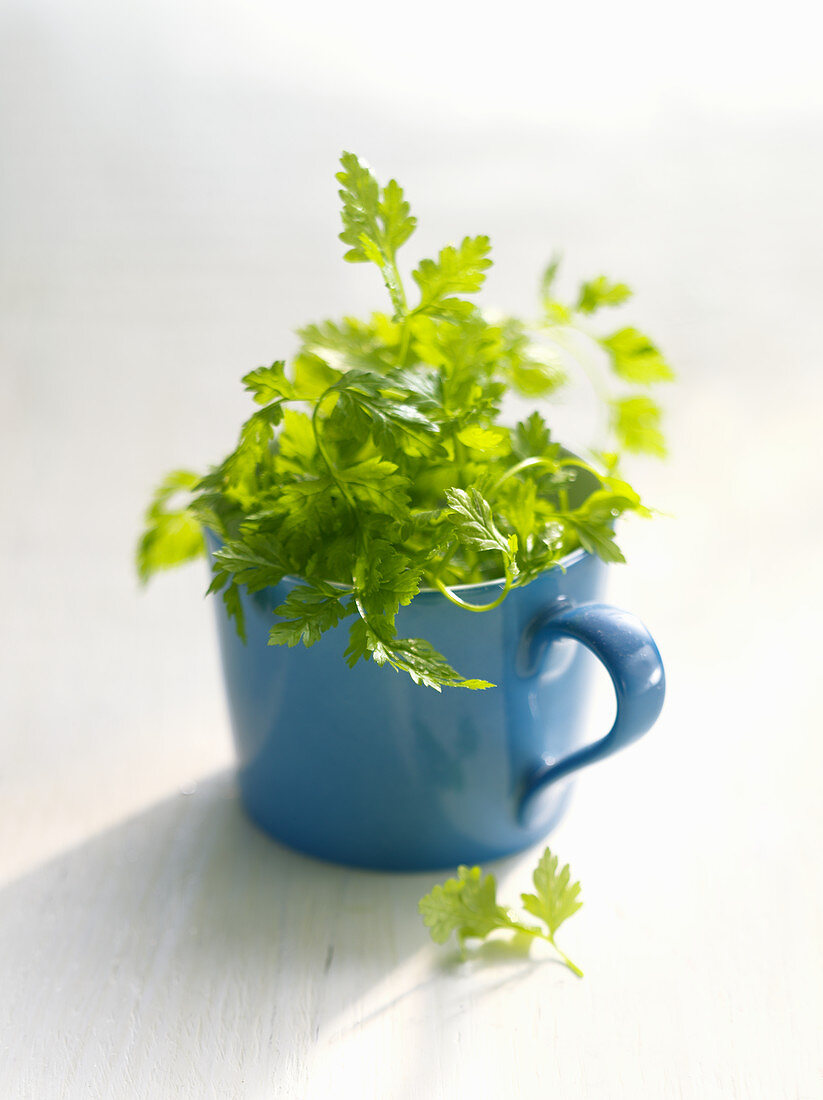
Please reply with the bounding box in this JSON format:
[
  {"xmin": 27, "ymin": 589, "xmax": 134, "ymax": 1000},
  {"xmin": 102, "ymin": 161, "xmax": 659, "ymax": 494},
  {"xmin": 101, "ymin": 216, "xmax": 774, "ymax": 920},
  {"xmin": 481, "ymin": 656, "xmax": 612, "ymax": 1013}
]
[
  {"xmin": 138, "ymin": 152, "xmax": 672, "ymax": 690},
  {"xmin": 419, "ymin": 846, "xmax": 584, "ymax": 976}
]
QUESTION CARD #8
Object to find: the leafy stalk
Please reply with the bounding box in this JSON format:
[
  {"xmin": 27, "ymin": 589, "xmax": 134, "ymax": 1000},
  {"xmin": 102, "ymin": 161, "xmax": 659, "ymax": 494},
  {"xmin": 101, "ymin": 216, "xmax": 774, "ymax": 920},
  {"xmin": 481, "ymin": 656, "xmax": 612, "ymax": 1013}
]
[
  {"xmin": 138, "ymin": 152, "xmax": 672, "ymax": 690},
  {"xmin": 418, "ymin": 846, "xmax": 584, "ymax": 977}
]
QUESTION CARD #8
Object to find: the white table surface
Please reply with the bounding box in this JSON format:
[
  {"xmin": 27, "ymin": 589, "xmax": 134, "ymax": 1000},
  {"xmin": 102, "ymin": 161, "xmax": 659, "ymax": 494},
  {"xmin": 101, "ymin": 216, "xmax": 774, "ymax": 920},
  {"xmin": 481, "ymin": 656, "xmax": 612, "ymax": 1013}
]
[{"xmin": 1, "ymin": 4, "xmax": 822, "ymax": 1096}]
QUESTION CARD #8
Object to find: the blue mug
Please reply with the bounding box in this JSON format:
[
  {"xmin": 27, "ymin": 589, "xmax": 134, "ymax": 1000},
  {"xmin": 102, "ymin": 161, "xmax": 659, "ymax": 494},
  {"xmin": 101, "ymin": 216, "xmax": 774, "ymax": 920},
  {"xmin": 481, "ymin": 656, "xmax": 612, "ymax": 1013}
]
[{"xmin": 208, "ymin": 538, "xmax": 665, "ymax": 870}]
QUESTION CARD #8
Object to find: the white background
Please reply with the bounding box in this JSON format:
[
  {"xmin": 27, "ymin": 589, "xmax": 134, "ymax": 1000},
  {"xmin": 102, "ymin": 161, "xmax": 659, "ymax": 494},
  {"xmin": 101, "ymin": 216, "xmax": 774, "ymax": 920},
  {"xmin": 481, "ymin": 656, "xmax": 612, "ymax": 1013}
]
[{"xmin": 1, "ymin": 1, "xmax": 822, "ymax": 1096}]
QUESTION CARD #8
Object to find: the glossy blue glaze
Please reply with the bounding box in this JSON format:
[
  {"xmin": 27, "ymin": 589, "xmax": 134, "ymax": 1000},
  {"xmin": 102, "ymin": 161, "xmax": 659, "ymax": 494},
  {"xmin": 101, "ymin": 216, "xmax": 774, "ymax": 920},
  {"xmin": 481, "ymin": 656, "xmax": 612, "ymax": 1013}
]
[{"xmin": 207, "ymin": 537, "xmax": 665, "ymax": 870}]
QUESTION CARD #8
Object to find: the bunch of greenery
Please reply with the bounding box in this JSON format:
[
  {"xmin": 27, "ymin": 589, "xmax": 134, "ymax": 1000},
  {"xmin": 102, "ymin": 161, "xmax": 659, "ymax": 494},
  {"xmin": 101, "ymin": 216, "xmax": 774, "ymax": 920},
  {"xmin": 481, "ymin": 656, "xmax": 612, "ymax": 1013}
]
[
  {"xmin": 419, "ymin": 846, "xmax": 584, "ymax": 976},
  {"xmin": 138, "ymin": 152, "xmax": 672, "ymax": 691}
]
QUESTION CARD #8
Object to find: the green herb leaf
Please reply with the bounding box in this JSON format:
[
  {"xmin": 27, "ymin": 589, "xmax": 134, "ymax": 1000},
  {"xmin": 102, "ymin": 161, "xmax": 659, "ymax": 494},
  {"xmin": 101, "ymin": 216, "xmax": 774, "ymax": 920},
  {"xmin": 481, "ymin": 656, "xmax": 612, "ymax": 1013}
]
[
  {"xmin": 456, "ymin": 424, "xmax": 509, "ymax": 455},
  {"xmin": 445, "ymin": 487, "xmax": 511, "ymax": 558},
  {"xmin": 336, "ymin": 151, "xmax": 415, "ymax": 316},
  {"xmin": 292, "ymin": 352, "xmax": 341, "ymax": 399},
  {"xmin": 521, "ymin": 848, "xmax": 583, "ymax": 937},
  {"xmin": 327, "ymin": 369, "xmax": 439, "ymax": 456},
  {"xmin": 137, "ymin": 470, "xmax": 205, "ymax": 582},
  {"xmin": 511, "ymin": 411, "xmax": 554, "ymax": 460},
  {"xmin": 221, "ymin": 581, "xmax": 247, "ymax": 643},
  {"xmin": 378, "ymin": 178, "xmax": 417, "ymax": 256},
  {"xmin": 419, "ymin": 846, "xmax": 584, "ymax": 975},
  {"xmin": 601, "ymin": 327, "xmax": 674, "ymax": 384},
  {"xmin": 418, "ymin": 865, "xmax": 512, "ymax": 946},
  {"xmin": 344, "ymin": 616, "xmax": 491, "ymax": 691},
  {"xmin": 337, "ymin": 151, "xmax": 382, "ymax": 264},
  {"xmin": 242, "ymin": 361, "xmax": 295, "ymax": 404},
  {"xmin": 212, "ymin": 536, "xmax": 289, "ymax": 593},
  {"xmin": 140, "ymin": 152, "xmax": 671, "ymax": 692},
  {"xmin": 577, "ymin": 276, "xmax": 632, "ymax": 314},
  {"xmin": 270, "ymin": 583, "xmax": 352, "ymax": 648},
  {"xmin": 412, "ymin": 236, "xmax": 492, "ymax": 319},
  {"xmin": 611, "ymin": 395, "xmax": 667, "ymax": 455}
]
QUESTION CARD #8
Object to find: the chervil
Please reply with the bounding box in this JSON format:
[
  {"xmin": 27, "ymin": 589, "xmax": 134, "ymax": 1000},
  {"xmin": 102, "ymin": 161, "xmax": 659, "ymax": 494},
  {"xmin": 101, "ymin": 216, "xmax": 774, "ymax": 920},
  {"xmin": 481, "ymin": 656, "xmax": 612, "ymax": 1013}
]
[
  {"xmin": 138, "ymin": 152, "xmax": 672, "ymax": 690},
  {"xmin": 418, "ymin": 846, "xmax": 585, "ymax": 976}
]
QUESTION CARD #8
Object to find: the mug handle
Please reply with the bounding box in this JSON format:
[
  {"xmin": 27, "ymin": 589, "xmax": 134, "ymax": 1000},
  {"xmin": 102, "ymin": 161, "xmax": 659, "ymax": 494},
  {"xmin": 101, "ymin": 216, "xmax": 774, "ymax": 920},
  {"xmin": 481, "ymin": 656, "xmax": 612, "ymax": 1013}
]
[{"xmin": 518, "ymin": 601, "xmax": 665, "ymax": 828}]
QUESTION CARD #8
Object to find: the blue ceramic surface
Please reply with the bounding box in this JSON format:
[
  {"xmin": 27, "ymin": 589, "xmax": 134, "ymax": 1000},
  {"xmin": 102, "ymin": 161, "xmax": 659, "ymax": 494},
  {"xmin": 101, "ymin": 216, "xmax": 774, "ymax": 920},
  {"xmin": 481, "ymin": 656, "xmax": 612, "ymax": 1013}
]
[{"xmin": 208, "ymin": 538, "xmax": 665, "ymax": 870}]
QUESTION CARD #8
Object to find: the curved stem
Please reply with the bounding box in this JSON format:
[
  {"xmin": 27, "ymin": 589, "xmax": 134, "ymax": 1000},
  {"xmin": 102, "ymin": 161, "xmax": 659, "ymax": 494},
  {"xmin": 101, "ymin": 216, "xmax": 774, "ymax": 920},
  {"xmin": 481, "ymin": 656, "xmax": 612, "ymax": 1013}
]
[
  {"xmin": 537, "ymin": 319, "xmax": 614, "ymax": 449},
  {"xmin": 490, "ymin": 456, "xmax": 558, "ymax": 496},
  {"xmin": 433, "ymin": 572, "xmax": 512, "ymax": 613},
  {"xmin": 491, "ymin": 454, "xmax": 609, "ymax": 500},
  {"xmin": 556, "ymin": 455, "xmax": 606, "ymax": 480}
]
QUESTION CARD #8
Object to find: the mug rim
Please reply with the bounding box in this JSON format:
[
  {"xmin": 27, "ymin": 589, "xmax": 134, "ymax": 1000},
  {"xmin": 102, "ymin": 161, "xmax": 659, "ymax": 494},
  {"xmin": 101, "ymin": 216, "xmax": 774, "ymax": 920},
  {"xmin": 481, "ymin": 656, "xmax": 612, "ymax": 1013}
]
[
  {"xmin": 204, "ymin": 528, "xmax": 591, "ymax": 600},
  {"xmin": 269, "ymin": 546, "xmax": 589, "ymax": 599}
]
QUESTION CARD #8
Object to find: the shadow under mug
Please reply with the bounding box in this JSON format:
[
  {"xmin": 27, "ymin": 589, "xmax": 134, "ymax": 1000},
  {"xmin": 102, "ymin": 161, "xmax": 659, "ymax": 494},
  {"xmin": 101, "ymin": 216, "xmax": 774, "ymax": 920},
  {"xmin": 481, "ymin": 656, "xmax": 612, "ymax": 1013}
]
[{"xmin": 207, "ymin": 534, "xmax": 665, "ymax": 871}]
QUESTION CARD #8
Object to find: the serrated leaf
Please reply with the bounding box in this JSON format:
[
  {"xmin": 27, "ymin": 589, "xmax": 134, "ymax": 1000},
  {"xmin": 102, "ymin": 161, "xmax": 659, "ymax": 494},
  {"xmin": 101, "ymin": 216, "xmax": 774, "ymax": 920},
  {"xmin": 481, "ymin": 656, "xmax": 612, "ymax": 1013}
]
[
  {"xmin": 293, "ymin": 352, "xmax": 341, "ymax": 399},
  {"xmin": 520, "ymin": 848, "xmax": 583, "ymax": 937},
  {"xmin": 563, "ymin": 516, "xmax": 625, "ymax": 563},
  {"xmin": 276, "ymin": 409, "xmax": 317, "ymax": 471},
  {"xmin": 137, "ymin": 470, "xmax": 205, "ymax": 582},
  {"xmin": 498, "ymin": 317, "xmax": 566, "ymax": 397},
  {"xmin": 611, "ymin": 395, "xmax": 667, "ymax": 456},
  {"xmin": 378, "ymin": 177, "xmax": 417, "ymax": 255},
  {"xmin": 419, "ymin": 846, "xmax": 584, "ymax": 974},
  {"xmin": 456, "ymin": 425, "xmax": 508, "ymax": 454},
  {"xmin": 577, "ymin": 276, "xmax": 632, "ymax": 314},
  {"xmin": 412, "ymin": 313, "xmax": 505, "ymax": 420},
  {"xmin": 353, "ymin": 539, "xmax": 422, "ymax": 618},
  {"xmin": 242, "ymin": 361, "xmax": 294, "ymax": 404},
  {"xmin": 602, "ymin": 328, "xmax": 674, "ymax": 385},
  {"xmin": 298, "ymin": 315, "xmax": 397, "ymax": 374},
  {"xmin": 273, "ymin": 475, "xmax": 340, "ymax": 545},
  {"xmin": 213, "ymin": 536, "xmax": 289, "ymax": 593},
  {"xmin": 418, "ymin": 865, "xmax": 512, "ymax": 945},
  {"xmin": 224, "ymin": 404, "xmax": 283, "ymax": 492},
  {"xmin": 344, "ymin": 616, "xmax": 491, "ymax": 691},
  {"xmin": 445, "ymin": 487, "xmax": 511, "ymax": 557},
  {"xmin": 510, "ymin": 356, "xmax": 566, "ymax": 397},
  {"xmin": 511, "ymin": 411, "xmax": 554, "ymax": 460},
  {"xmin": 336, "ymin": 152, "xmax": 415, "ymax": 315},
  {"xmin": 269, "ymin": 583, "xmax": 352, "ymax": 648},
  {"xmin": 327, "ymin": 370, "xmax": 439, "ymax": 455},
  {"xmin": 137, "ymin": 511, "xmax": 204, "ymax": 582},
  {"xmin": 412, "ymin": 236, "xmax": 492, "ymax": 318},
  {"xmin": 338, "ymin": 457, "xmax": 411, "ymax": 521},
  {"xmin": 222, "ymin": 581, "xmax": 247, "ymax": 643},
  {"xmin": 337, "ymin": 151, "xmax": 382, "ymax": 264}
]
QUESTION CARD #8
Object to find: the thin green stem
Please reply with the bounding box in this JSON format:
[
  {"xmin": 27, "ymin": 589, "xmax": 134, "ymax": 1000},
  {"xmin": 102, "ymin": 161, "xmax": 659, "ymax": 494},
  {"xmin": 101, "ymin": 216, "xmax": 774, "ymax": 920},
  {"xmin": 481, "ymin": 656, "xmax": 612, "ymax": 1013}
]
[
  {"xmin": 432, "ymin": 572, "xmax": 512, "ymax": 613},
  {"xmin": 427, "ymin": 542, "xmax": 458, "ymax": 586},
  {"xmin": 311, "ymin": 389, "xmax": 357, "ymax": 511},
  {"xmin": 490, "ymin": 454, "xmax": 608, "ymax": 501},
  {"xmin": 536, "ymin": 317, "xmax": 615, "ymax": 449},
  {"xmin": 381, "ymin": 247, "xmax": 409, "ymax": 325},
  {"xmin": 507, "ymin": 920, "xmax": 583, "ymax": 977},
  {"xmin": 397, "ymin": 316, "xmax": 411, "ymax": 366},
  {"xmin": 391, "ymin": 256, "xmax": 408, "ymax": 312},
  {"xmin": 490, "ymin": 456, "xmax": 558, "ymax": 496},
  {"xmin": 547, "ymin": 935, "xmax": 584, "ymax": 978}
]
